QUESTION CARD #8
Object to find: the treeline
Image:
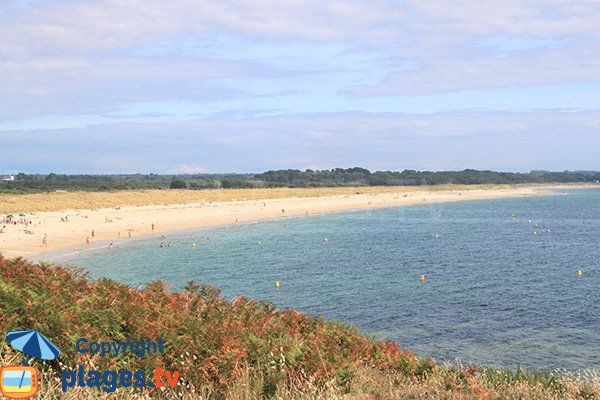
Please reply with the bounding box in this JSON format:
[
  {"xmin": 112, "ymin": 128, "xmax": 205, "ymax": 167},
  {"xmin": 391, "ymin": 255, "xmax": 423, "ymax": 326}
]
[
  {"xmin": 0, "ymin": 173, "xmax": 243, "ymax": 193},
  {"xmin": 1, "ymin": 168, "xmax": 599, "ymax": 193},
  {"xmin": 255, "ymin": 168, "xmax": 600, "ymax": 187}
]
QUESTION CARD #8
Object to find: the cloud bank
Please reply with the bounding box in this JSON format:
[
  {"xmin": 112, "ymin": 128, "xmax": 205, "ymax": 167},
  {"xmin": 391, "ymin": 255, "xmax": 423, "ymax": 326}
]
[{"xmin": 1, "ymin": 0, "xmax": 599, "ymax": 172}]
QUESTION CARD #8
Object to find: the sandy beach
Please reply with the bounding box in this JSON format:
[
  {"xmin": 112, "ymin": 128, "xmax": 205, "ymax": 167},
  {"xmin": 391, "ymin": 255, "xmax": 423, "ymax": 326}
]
[{"xmin": 0, "ymin": 185, "xmax": 565, "ymax": 260}]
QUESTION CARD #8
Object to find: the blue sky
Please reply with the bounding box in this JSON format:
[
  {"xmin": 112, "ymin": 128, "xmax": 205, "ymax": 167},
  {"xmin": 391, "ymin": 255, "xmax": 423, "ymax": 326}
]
[{"xmin": 1, "ymin": 0, "xmax": 599, "ymax": 173}]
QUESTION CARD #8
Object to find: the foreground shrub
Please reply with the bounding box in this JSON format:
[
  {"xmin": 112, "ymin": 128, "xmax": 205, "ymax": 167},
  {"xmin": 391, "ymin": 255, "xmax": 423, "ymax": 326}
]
[
  {"xmin": 0, "ymin": 255, "xmax": 421, "ymax": 397},
  {"xmin": 1, "ymin": 255, "xmax": 598, "ymax": 399}
]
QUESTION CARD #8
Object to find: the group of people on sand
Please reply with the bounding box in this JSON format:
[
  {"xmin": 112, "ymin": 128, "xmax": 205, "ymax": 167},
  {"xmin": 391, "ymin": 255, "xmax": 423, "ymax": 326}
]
[
  {"xmin": 87, "ymin": 222, "xmax": 211, "ymax": 251},
  {"xmin": 85, "ymin": 227, "xmax": 139, "ymax": 248},
  {"xmin": 0, "ymin": 216, "xmax": 39, "ymax": 237},
  {"xmin": 2, "ymin": 217, "xmax": 32, "ymax": 226},
  {"xmin": 85, "ymin": 228, "xmax": 95, "ymax": 245}
]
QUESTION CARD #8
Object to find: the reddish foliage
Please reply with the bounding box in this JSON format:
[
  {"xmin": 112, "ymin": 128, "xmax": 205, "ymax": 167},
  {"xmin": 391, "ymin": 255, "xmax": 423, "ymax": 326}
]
[{"xmin": 0, "ymin": 255, "xmax": 427, "ymax": 394}]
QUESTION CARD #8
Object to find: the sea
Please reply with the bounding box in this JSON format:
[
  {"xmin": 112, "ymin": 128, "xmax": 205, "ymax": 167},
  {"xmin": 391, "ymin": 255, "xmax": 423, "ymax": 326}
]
[{"xmin": 50, "ymin": 188, "xmax": 600, "ymax": 371}]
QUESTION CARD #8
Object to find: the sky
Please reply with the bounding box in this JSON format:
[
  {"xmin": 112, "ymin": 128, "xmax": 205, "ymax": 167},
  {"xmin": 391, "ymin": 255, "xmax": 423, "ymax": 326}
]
[{"xmin": 1, "ymin": 0, "xmax": 599, "ymax": 174}]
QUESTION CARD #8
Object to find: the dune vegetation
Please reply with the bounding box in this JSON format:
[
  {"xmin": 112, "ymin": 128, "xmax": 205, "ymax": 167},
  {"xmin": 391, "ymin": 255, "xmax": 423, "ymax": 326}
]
[
  {"xmin": 0, "ymin": 255, "xmax": 599, "ymax": 399},
  {"xmin": 0, "ymin": 185, "xmax": 515, "ymax": 214}
]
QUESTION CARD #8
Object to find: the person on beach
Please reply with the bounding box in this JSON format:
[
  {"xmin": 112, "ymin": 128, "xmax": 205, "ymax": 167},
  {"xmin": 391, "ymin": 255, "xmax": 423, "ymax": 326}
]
[
  {"xmin": 42, "ymin": 234, "xmax": 48, "ymax": 246},
  {"xmin": 128, "ymin": 231, "xmax": 132, "ymax": 239},
  {"xmin": 91, "ymin": 229, "xmax": 95, "ymax": 237},
  {"xmin": 86, "ymin": 236, "xmax": 90, "ymax": 245},
  {"xmin": 160, "ymin": 242, "xmax": 164, "ymax": 248},
  {"xmin": 152, "ymin": 223, "xmax": 155, "ymax": 231},
  {"xmin": 109, "ymin": 242, "xmax": 113, "ymax": 249}
]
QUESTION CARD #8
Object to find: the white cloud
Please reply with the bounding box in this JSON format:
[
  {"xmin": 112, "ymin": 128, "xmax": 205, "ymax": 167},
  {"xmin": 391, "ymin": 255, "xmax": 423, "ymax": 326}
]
[
  {"xmin": 168, "ymin": 163, "xmax": 205, "ymax": 174},
  {"xmin": 1, "ymin": 1, "xmax": 598, "ymax": 62},
  {"xmin": 1, "ymin": 109, "xmax": 599, "ymax": 173},
  {"xmin": 1, "ymin": 0, "xmax": 600, "ymax": 137},
  {"xmin": 343, "ymin": 40, "xmax": 600, "ymax": 96}
]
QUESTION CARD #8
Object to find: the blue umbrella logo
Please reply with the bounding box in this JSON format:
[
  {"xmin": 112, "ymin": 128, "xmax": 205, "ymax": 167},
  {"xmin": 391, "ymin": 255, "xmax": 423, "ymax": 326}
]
[
  {"xmin": 6, "ymin": 330, "xmax": 61, "ymax": 364},
  {"xmin": 1, "ymin": 330, "xmax": 59, "ymax": 398}
]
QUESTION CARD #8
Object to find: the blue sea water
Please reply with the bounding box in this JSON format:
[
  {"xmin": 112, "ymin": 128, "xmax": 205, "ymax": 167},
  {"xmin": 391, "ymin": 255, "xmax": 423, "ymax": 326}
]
[
  {"xmin": 2, "ymin": 370, "xmax": 32, "ymax": 387},
  {"xmin": 54, "ymin": 189, "xmax": 600, "ymax": 370}
]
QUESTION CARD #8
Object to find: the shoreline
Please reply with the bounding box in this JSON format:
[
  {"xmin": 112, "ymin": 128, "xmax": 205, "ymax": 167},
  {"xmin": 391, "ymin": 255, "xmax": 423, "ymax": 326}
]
[{"xmin": 0, "ymin": 184, "xmax": 589, "ymax": 261}]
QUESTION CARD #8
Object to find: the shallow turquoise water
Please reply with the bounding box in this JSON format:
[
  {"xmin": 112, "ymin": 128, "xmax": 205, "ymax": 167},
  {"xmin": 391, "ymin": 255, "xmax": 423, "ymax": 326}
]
[{"xmin": 54, "ymin": 189, "xmax": 600, "ymax": 370}]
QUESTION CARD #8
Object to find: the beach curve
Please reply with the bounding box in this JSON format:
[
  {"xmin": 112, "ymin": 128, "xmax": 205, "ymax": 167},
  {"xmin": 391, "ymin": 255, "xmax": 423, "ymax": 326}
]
[{"xmin": 0, "ymin": 185, "xmax": 565, "ymax": 260}]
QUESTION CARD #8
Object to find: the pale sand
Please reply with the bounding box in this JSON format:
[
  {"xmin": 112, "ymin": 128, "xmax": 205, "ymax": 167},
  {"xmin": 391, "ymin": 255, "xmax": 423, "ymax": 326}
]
[{"xmin": 0, "ymin": 186, "xmax": 560, "ymax": 260}]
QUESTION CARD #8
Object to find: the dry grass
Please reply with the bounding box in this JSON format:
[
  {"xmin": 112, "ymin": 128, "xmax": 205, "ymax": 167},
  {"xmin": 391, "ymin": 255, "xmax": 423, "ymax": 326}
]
[
  {"xmin": 340, "ymin": 365, "xmax": 600, "ymax": 400},
  {"xmin": 0, "ymin": 185, "xmax": 514, "ymax": 214},
  {"xmin": 6, "ymin": 353, "xmax": 600, "ymax": 400}
]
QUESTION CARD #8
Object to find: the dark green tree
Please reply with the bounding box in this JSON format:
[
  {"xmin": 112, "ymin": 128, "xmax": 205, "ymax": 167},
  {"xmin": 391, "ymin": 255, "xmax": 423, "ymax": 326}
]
[{"xmin": 169, "ymin": 179, "xmax": 187, "ymax": 189}]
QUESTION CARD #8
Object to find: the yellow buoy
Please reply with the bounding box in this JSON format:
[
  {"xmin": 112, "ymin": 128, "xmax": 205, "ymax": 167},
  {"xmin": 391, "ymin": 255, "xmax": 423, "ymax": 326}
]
[
  {"xmin": 578, "ymin": 270, "xmax": 583, "ymax": 278},
  {"xmin": 275, "ymin": 280, "xmax": 281, "ymax": 288},
  {"xmin": 533, "ymin": 231, "xmax": 538, "ymax": 235},
  {"xmin": 324, "ymin": 237, "xmax": 329, "ymax": 243},
  {"xmin": 420, "ymin": 275, "xmax": 425, "ymax": 283},
  {"xmin": 534, "ymin": 223, "xmax": 538, "ymax": 227},
  {"xmin": 257, "ymin": 240, "xmax": 262, "ymax": 246},
  {"xmin": 192, "ymin": 242, "xmax": 196, "ymax": 248},
  {"xmin": 435, "ymin": 234, "xmax": 440, "ymax": 239}
]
